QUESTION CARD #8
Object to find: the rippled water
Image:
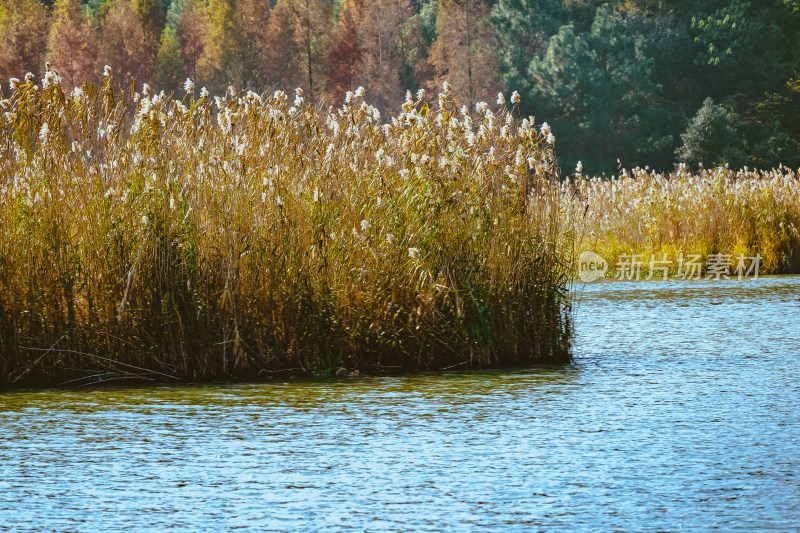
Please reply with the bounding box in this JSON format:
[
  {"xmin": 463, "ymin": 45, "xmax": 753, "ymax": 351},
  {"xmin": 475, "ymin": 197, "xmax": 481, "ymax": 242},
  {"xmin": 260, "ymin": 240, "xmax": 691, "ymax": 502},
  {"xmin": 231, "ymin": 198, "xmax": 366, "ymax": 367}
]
[{"xmin": 1, "ymin": 277, "xmax": 799, "ymax": 531}]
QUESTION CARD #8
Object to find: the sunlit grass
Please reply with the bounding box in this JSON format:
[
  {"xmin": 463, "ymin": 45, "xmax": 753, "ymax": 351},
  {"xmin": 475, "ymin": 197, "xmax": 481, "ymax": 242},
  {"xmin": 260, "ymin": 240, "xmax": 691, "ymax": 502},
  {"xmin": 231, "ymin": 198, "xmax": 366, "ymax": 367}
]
[
  {"xmin": 0, "ymin": 69, "xmax": 573, "ymax": 387},
  {"xmin": 569, "ymin": 165, "xmax": 800, "ymax": 275}
]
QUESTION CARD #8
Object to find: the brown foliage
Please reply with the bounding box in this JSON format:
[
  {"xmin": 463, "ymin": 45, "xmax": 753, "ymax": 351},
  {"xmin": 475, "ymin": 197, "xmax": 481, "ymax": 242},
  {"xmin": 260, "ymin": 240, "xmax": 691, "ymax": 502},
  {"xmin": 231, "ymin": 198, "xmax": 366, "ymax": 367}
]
[
  {"xmin": 327, "ymin": 0, "xmax": 363, "ymax": 103},
  {"xmin": 357, "ymin": 0, "xmax": 408, "ymax": 115},
  {"xmin": 280, "ymin": 0, "xmax": 334, "ymax": 101},
  {"xmin": 428, "ymin": 0, "xmax": 500, "ymax": 104},
  {"xmin": 100, "ymin": 0, "xmax": 154, "ymax": 89},
  {"xmin": 263, "ymin": 0, "xmax": 302, "ymax": 90},
  {"xmin": 0, "ymin": 0, "xmax": 49, "ymax": 84},
  {"xmin": 233, "ymin": 0, "xmax": 271, "ymax": 90},
  {"xmin": 179, "ymin": 0, "xmax": 206, "ymax": 83},
  {"xmin": 46, "ymin": 0, "xmax": 100, "ymax": 90}
]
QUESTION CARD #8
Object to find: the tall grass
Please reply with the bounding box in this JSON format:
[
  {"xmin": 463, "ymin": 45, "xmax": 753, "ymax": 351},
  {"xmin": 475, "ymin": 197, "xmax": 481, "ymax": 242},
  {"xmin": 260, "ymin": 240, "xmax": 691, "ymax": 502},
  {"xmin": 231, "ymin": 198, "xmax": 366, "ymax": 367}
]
[
  {"xmin": 0, "ymin": 71, "xmax": 574, "ymax": 387},
  {"xmin": 568, "ymin": 165, "xmax": 800, "ymax": 274}
]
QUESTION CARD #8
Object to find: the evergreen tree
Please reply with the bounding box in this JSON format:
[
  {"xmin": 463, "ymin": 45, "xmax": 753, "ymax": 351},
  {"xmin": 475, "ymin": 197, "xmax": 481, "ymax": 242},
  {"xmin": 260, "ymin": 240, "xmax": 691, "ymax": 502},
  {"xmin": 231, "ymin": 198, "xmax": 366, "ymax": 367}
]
[
  {"xmin": 490, "ymin": 0, "xmax": 567, "ymax": 97},
  {"xmin": 528, "ymin": 5, "xmax": 668, "ymax": 173},
  {"xmin": 676, "ymin": 97, "xmax": 746, "ymax": 169},
  {"xmin": 690, "ymin": 0, "xmax": 800, "ymax": 99}
]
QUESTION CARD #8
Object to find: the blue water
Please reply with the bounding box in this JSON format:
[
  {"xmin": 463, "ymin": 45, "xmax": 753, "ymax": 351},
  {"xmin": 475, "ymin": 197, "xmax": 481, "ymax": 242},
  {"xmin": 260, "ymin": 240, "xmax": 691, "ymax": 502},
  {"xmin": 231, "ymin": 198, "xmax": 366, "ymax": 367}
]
[{"xmin": 1, "ymin": 276, "xmax": 798, "ymax": 531}]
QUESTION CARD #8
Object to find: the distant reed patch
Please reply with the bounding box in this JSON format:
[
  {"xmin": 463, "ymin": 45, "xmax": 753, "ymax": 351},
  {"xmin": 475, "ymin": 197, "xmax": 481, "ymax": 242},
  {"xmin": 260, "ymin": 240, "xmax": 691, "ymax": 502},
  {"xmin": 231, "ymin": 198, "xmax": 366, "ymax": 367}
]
[{"xmin": 568, "ymin": 165, "xmax": 800, "ymax": 276}]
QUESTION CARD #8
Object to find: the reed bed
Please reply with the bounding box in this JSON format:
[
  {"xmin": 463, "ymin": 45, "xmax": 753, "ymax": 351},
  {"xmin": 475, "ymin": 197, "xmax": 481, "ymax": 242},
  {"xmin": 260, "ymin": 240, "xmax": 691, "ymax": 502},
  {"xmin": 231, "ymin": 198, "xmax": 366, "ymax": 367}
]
[
  {"xmin": 0, "ymin": 69, "xmax": 574, "ymax": 387},
  {"xmin": 568, "ymin": 165, "xmax": 800, "ymax": 275}
]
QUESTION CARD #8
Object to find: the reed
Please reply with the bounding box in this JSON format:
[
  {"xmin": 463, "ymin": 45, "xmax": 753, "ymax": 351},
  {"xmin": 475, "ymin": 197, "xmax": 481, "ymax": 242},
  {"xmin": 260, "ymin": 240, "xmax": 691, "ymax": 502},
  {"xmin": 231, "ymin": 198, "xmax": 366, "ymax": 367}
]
[
  {"xmin": 0, "ymin": 71, "xmax": 574, "ymax": 387},
  {"xmin": 568, "ymin": 165, "xmax": 800, "ymax": 275}
]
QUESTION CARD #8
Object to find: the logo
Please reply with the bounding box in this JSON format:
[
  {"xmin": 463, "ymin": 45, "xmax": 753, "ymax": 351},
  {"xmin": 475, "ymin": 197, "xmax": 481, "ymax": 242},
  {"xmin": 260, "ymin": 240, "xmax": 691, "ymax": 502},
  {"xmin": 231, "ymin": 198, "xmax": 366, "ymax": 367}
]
[{"xmin": 577, "ymin": 251, "xmax": 608, "ymax": 282}]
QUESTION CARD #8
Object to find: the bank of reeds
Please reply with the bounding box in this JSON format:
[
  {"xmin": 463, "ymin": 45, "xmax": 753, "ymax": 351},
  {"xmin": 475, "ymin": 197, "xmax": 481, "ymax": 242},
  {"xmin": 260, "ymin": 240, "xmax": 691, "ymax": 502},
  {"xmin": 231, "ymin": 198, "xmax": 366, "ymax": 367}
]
[
  {"xmin": 568, "ymin": 165, "xmax": 800, "ymax": 275},
  {"xmin": 0, "ymin": 70, "xmax": 574, "ymax": 387}
]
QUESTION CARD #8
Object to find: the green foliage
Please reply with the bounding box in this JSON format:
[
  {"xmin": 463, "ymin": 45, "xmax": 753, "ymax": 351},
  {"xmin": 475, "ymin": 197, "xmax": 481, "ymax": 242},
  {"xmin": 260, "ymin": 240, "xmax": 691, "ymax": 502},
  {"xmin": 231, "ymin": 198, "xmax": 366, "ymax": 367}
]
[
  {"xmin": 676, "ymin": 97, "xmax": 746, "ymax": 169},
  {"xmin": 491, "ymin": 0, "xmax": 567, "ymax": 95},
  {"xmin": 690, "ymin": 0, "xmax": 800, "ymax": 98},
  {"xmin": 528, "ymin": 5, "xmax": 668, "ymax": 174},
  {"xmin": 166, "ymin": 0, "xmax": 186, "ymax": 32},
  {"xmin": 154, "ymin": 26, "xmax": 186, "ymax": 91}
]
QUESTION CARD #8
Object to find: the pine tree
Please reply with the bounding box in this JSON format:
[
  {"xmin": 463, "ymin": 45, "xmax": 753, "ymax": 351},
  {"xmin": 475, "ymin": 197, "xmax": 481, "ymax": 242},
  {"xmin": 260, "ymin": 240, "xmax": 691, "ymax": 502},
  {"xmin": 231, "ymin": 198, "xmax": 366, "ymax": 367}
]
[
  {"xmin": 490, "ymin": 0, "xmax": 567, "ymax": 96},
  {"xmin": 428, "ymin": 0, "xmax": 500, "ymax": 104},
  {"xmin": 676, "ymin": 97, "xmax": 746, "ymax": 169},
  {"xmin": 46, "ymin": 0, "xmax": 100, "ymax": 90},
  {"xmin": 528, "ymin": 6, "xmax": 670, "ymax": 173}
]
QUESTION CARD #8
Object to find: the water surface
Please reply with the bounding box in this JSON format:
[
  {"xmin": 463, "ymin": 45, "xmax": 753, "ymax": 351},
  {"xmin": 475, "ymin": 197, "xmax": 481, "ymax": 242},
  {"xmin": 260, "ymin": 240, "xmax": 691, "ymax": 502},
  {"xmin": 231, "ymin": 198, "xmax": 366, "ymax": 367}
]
[{"xmin": 1, "ymin": 276, "xmax": 799, "ymax": 531}]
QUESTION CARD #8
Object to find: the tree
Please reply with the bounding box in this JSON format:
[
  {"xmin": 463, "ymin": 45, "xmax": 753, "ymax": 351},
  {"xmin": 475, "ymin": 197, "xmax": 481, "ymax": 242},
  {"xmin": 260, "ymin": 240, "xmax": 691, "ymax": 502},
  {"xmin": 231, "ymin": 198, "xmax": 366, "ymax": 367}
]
[
  {"xmin": 407, "ymin": 0, "xmax": 438, "ymax": 94},
  {"xmin": 690, "ymin": 0, "xmax": 800, "ymax": 99},
  {"xmin": 490, "ymin": 0, "xmax": 567, "ymax": 97},
  {"xmin": 528, "ymin": 5, "xmax": 669, "ymax": 173},
  {"xmin": 264, "ymin": 0, "xmax": 302, "ymax": 90},
  {"xmin": 100, "ymin": 0, "xmax": 154, "ymax": 89},
  {"xmin": 0, "ymin": 0, "xmax": 49, "ymax": 83},
  {"xmin": 196, "ymin": 0, "xmax": 236, "ymax": 92},
  {"xmin": 154, "ymin": 26, "xmax": 186, "ymax": 92},
  {"xmin": 178, "ymin": 0, "xmax": 206, "ymax": 83},
  {"xmin": 131, "ymin": 0, "xmax": 166, "ymax": 56},
  {"xmin": 428, "ymin": 0, "xmax": 500, "ymax": 104},
  {"xmin": 46, "ymin": 0, "xmax": 100, "ymax": 90},
  {"xmin": 232, "ymin": 0, "xmax": 271, "ymax": 90},
  {"xmin": 676, "ymin": 97, "xmax": 746, "ymax": 169},
  {"xmin": 282, "ymin": 0, "xmax": 335, "ymax": 101},
  {"xmin": 744, "ymin": 73, "xmax": 800, "ymax": 168},
  {"xmin": 327, "ymin": 0, "xmax": 364, "ymax": 102},
  {"xmin": 392, "ymin": 0, "xmax": 418, "ymax": 95},
  {"xmin": 357, "ymin": 0, "xmax": 409, "ymax": 114},
  {"xmin": 166, "ymin": 0, "xmax": 187, "ymax": 32}
]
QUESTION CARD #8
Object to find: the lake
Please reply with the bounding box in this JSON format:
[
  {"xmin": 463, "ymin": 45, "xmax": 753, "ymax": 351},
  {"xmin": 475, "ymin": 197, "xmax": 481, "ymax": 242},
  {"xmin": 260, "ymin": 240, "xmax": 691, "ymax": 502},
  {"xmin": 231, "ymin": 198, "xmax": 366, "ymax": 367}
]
[{"xmin": 1, "ymin": 276, "xmax": 798, "ymax": 531}]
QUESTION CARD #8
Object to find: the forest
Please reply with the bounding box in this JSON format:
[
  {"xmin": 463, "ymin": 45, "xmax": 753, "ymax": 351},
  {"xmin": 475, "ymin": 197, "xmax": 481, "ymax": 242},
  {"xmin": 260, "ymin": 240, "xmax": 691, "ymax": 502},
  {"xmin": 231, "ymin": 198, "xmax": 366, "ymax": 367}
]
[{"xmin": 2, "ymin": 0, "xmax": 800, "ymax": 174}]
